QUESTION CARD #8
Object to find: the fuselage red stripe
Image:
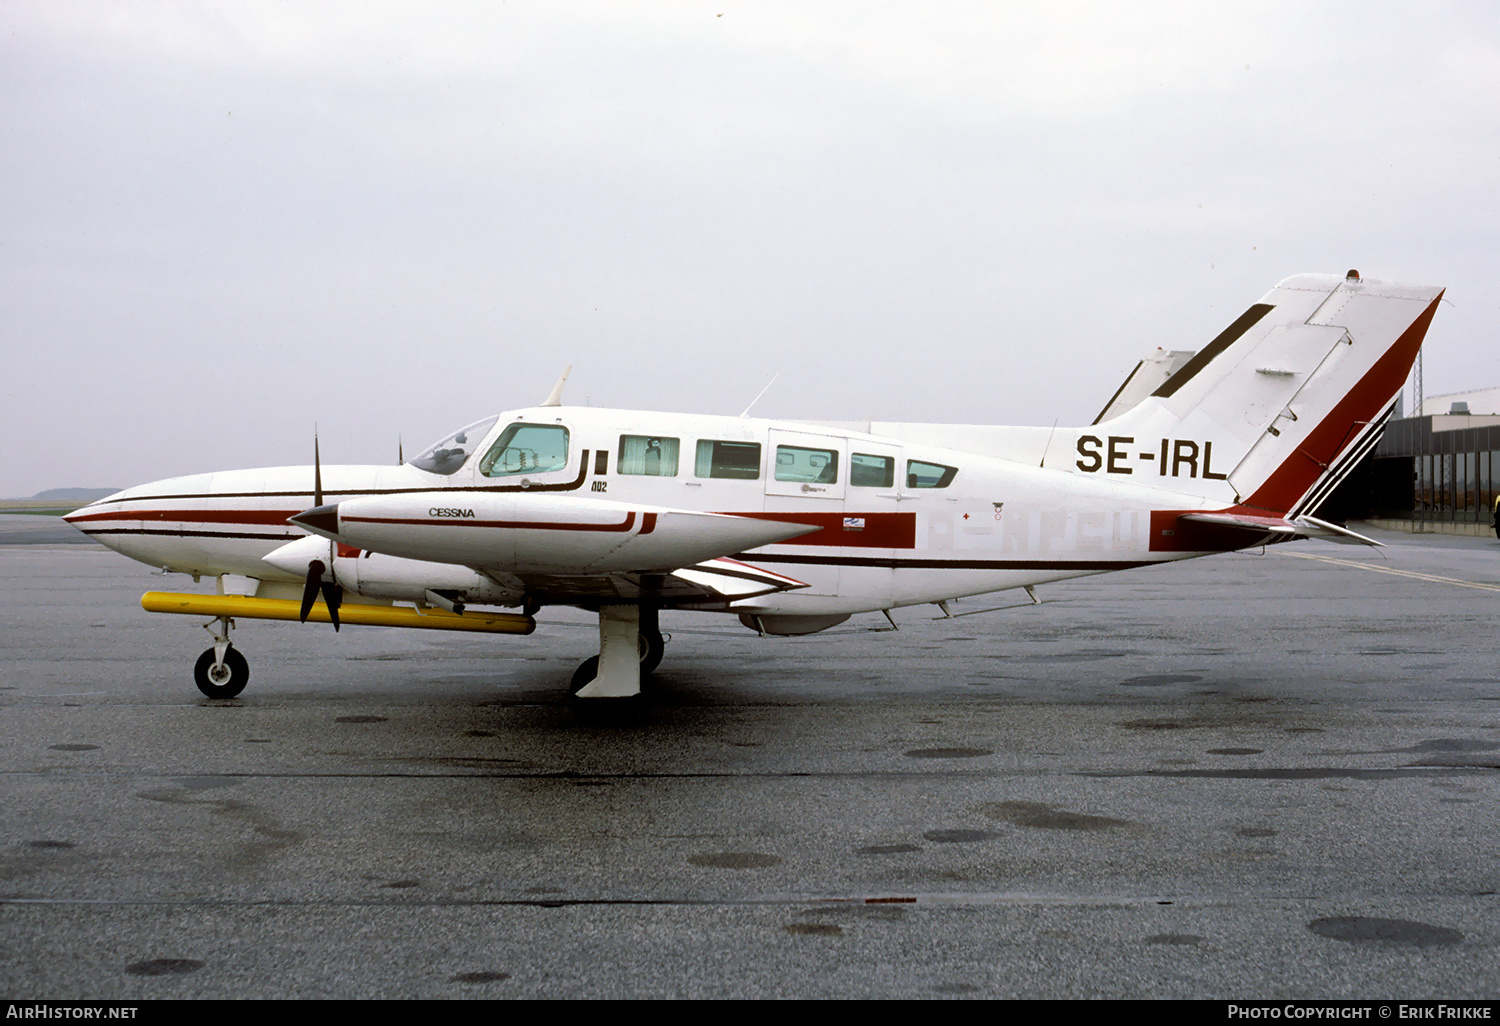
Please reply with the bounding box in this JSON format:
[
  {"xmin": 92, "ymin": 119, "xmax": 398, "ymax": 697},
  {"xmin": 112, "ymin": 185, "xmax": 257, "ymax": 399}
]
[
  {"xmin": 67, "ymin": 508, "xmax": 301, "ymax": 526},
  {"xmin": 712, "ymin": 511, "xmax": 917, "ymax": 549},
  {"xmin": 341, "ymin": 513, "xmax": 638, "ymax": 533}
]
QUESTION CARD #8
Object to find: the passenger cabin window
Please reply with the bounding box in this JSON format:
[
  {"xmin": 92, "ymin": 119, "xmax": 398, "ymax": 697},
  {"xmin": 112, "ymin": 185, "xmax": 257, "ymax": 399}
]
[
  {"xmin": 774, "ymin": 445, "xmax": 839, "ymax": 485},
  {"xmin": 409, "ymin": 416, "xmax": 499, "ymax": 476},
  {"xmin": 695, "ymin": 440, "xmax": 762, "ymax": 480},
  {"xmin": 478, "ymin": 423, "xmax": 570, "ymax": 477},
  {"xmin": 907, "ymin": 459, "xmax": 958, "ymax": 488},
  {"xmin": 850, "ymin": 453, "xmax": 894, "ymax": 488},
  {"xmin": 618, "ymin": 435, "xmax": 679, "ymax": 476}
]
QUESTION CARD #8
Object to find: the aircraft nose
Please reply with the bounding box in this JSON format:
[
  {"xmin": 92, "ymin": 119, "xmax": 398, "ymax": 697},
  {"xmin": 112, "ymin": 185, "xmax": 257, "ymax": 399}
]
[
  {"xmin": 61, "ymin": 499, "xmax": 107, "ymax": 527},
  {"xmin": 289, "ymin": 503, "xmax": 341, "ymax": 538}
]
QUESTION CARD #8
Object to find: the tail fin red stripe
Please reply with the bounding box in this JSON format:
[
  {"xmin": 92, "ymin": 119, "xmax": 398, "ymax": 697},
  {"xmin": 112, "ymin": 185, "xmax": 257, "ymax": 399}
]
[{"xmin": 1243, "ymin": 292, "xmax": 1443, "ymax": 514}]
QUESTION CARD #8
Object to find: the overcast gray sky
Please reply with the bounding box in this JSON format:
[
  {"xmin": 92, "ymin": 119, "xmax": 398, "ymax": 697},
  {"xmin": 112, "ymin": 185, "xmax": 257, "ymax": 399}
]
[{"xmin": 3, "ymin": 2, "xmax": 1496, "ymax": 497}]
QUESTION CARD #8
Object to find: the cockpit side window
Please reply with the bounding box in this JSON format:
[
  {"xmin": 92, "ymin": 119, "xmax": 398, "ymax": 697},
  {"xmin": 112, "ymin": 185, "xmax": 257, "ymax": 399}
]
[
  {"xmin": 409, "ymin": 416, "xmax": 499, "ymax": 476},
  {"xmin": 479, "ymin": 423, "xmax": 571, "ymax": 477},
  {"xmin": 907, "ymin": 460, "xmax": 958, "ymax": 488}
]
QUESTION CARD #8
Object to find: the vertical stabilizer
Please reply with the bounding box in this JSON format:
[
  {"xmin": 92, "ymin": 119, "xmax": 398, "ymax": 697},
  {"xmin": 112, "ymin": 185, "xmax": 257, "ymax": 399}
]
[{"xmin": 1079, "ymin": 273, "xmax": 1443, "ymax": 515}]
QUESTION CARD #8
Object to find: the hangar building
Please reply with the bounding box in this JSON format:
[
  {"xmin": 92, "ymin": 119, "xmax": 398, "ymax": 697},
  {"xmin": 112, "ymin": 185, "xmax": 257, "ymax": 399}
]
[{"xmin": 1321, "ymin": 388, "xmax": 1500, "ymax": 534}]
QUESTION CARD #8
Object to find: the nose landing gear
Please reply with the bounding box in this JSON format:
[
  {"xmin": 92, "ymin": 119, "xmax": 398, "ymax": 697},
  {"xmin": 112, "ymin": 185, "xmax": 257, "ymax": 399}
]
[{"xmin": 194, "ymin": 615, "xmax": 249, "ymax": 699}]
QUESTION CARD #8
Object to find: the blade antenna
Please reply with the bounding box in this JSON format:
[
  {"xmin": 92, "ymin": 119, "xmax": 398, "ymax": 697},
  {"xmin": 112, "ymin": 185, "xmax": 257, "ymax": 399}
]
[
  {"xmin": 1038, "ymin": 418, "xmax": 1059, "ymax": 468},
  {"xmin": 539, "ymin": 365, "xmax": 572, "ymax": 407},
  {"xmin": 739, "ymin": 374, "xmax": 779, "ymax": 418}
]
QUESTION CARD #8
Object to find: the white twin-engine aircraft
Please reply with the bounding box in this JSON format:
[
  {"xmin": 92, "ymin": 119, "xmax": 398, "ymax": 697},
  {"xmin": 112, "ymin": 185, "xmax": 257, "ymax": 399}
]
[{"xmin": 67, "ymin": 272, "xmax": 1443, "ymax": 700}]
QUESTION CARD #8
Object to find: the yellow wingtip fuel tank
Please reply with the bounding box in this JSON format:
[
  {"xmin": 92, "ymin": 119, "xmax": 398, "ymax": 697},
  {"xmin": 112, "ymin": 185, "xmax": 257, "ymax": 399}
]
[{"xmin": 140, "ymin": 592, "xmax": 535, "ymax": 635}]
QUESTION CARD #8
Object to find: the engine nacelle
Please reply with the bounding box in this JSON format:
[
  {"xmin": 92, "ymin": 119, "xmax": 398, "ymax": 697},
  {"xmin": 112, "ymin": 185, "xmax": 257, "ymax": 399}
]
[
  {"xmin": 334, "ymin": 551, "xmax": 524, "ymax": 606},
  {"xmin": 262, "ymin": 535, "xmax": 524, "ymax": 607}
]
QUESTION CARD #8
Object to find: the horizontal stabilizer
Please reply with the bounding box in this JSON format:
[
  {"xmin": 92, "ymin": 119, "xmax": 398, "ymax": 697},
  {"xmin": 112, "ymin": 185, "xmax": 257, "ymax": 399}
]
[
  {"xmin": 1178, "ymin": 511, "xmax": 1382, "ymax": 547},
  {"xmin": 1178, "ymin": 511, "xmax": 1299, "ymax": 540},
  {"xmin": 1289, "ymin": 514, "xmax": 1383, "ymax": 547}
]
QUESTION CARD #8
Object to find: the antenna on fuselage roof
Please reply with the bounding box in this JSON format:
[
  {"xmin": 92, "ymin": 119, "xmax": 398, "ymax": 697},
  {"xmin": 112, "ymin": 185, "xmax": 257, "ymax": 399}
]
[
  {"xmin": 539, "ymin": 365, "xmax": 572, "ymax": 407},
  {"xmin": 1038, "ymin": 418, "xmax": 1059, "ymax": 468},
  {"xmin": 739, "ymin": 374, "xmax": 780, "ymax": 418}
]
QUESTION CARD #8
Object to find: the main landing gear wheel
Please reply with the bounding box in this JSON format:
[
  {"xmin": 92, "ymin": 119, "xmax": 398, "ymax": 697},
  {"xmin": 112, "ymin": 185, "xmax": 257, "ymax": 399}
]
[
  {"xmin": 568, "ymin": 628, "xmax": 667, "ymax": 697},
  {"xmin": 569, "ymin": 656, "xmax": 602, "ymax": 697},
  {"xmin": 194, "ymin": 646, "xmax": 249, "ymax": 699},
  {"xmin": 639, "ymin": 627, "xmax": 665, "ymax": 675}
]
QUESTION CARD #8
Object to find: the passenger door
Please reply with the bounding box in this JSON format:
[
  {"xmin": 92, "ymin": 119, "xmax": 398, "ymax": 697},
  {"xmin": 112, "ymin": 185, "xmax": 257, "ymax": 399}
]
[
  {"xmin": 764, "ymin": 429, "xmax": 847, "ymax": 502},
  {"xmin": 763, "ymin": 429, "xmax": 847, "ymax": 597}
]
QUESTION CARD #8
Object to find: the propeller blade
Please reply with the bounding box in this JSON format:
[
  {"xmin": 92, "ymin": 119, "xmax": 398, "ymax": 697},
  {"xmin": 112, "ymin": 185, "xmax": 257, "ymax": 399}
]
[
  {"xmin": 300, "ymin": 559, "xmax": 326, "ymax": 623},
  {"xmin": 321, "ymin": 581, "xmax": 343, "ymax": 632},
  {"xmin": 314, "ymin": 434, "xmax": 324, "ymax": 507}
]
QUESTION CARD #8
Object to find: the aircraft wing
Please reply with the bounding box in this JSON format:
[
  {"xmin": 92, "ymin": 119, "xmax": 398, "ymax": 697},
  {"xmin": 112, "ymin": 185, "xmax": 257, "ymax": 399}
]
[
  {"xmin": 502, "ymin": 557, "xmax": 809, "ymax": 609},
  {"xmin": 284, "ymin": 492, "xmax": 819, "ymax": 609},
  {"xmin": 665, "ymin": 557, "xmax": 810, "ymax": 601}
]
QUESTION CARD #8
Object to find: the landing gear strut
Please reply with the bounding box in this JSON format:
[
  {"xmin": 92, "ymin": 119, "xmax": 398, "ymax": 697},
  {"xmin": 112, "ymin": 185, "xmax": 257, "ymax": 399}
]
[
  {"xmin": 194, "ymin": 616, "xmax": 249, "ymax": 699},
  {"xmin": 570, "ymin": 604, "xmax": 666, "ymax": 698}
]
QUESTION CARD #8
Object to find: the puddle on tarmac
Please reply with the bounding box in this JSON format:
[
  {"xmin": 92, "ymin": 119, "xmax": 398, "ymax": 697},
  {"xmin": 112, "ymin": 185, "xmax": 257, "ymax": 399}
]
[{"xmin": 1307, "ymin": 916, "xmax": 1463, "ymax": 946}]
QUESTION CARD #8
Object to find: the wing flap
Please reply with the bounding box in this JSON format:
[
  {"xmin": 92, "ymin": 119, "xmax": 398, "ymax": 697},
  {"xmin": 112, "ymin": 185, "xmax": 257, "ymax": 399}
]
[{"xmin": 669, "ymin": 557, "xmax": 810, "ymax": 600}]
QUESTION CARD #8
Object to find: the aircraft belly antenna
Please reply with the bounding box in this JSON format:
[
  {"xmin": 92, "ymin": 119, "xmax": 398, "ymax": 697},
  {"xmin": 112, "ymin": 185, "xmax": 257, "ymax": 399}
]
[
  {"xmin": 740, "ymin": 374, "xmax": 780, "ymax": 418},
  {"xmin": 540, "ymin": 365, "xmax": 572, "ymax": 407}
]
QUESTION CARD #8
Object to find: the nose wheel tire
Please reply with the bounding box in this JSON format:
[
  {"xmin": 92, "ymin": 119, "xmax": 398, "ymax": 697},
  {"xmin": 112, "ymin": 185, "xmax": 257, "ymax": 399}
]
[{"xmin": 194, "ymin": 646, "xmax": 249, "ymax": 699}]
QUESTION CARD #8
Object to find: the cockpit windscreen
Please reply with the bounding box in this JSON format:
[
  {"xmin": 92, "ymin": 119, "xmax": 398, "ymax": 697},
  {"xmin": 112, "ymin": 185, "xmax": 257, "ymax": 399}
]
[{"xmin": 409, "ymin": 416, "xmax": 499, "ymax": 476}]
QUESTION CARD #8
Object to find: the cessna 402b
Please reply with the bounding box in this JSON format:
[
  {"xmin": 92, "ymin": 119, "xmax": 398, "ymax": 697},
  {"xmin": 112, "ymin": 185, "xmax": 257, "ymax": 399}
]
[{"xmin": 66, "ymin": 271, "xmax": 1443, "ymax": 700}]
